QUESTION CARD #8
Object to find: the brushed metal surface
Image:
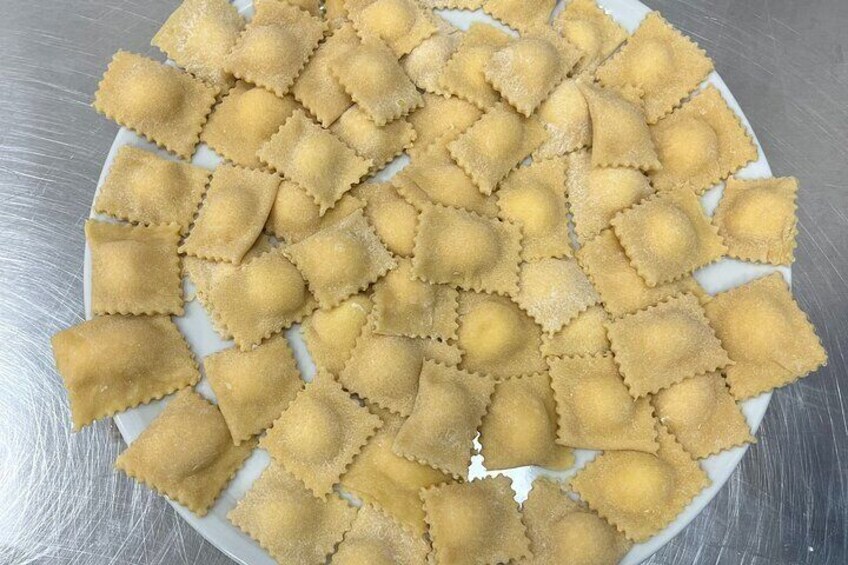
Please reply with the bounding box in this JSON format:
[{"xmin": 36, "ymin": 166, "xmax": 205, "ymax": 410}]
[{"xmin": 0, "ymin": 1, "xmax": 845, "ymax": 564}]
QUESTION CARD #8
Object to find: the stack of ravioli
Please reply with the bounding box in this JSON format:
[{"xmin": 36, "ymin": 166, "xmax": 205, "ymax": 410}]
[{"xmin": 51, "ymin": 0, "xmax": 828, "ymax": 564}]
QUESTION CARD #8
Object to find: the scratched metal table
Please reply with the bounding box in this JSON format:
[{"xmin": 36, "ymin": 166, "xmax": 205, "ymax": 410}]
[{"xmin": 1, "ymin": 0, "xmax": 846, "ymax": 563}]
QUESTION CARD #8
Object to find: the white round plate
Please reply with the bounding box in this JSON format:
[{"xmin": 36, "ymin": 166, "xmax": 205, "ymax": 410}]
[{"xmin": 85, "ymin": 1, "xmax": 784, "ymax": 563}]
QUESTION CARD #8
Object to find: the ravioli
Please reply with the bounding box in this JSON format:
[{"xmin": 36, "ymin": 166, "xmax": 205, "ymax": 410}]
[
  {"xmin": 266, "ymin": 180, "xmax": 365, "ymax": 244},
  {"xmin": 333, "ymin": 505, "xmax": 430, "ymax": 565},
  {"xmin": 482, "ymin": 0, "xmax": 556, "ymax": 33},
  {"xmin": 403, "ymin": 27, "xmax": 462, "ymax": 95},
  {"xmin": 348, "ymin": 0, "xmax": 438, "ymax": 57},
  {"xmin": 485, "ymin": 36, "xmax": 566, "ymax": 117},
  {"xmin": 554, "ymin": 0, "xmax": 629, "ymax": 75},
  {"xmin": 438, "ymin": 23, "xmax": 512, "ymax": 109},
  {"xmin": 331, "ymin": 107, "xmax": 416, "ymax": 174},
  {"xmin": 534, "ymin": 79, "xmax": 592, "ymax": 159},
  {"xmin": 352, "ymin": 183, "xmax": 419, "ymax": 257},
  {"xmin": 407, "ymin": 94, "xmax": 482, "ymax": 157},
  {"xmin": 541, "ymin": 305, "xmax": 611, "ymax": 358},
  {"xmin": 515, "ymin": 258, "xmax": 600, "ymax": 335},
  {"xmin": 301, "ymin": 294, "xmax": 372, "ymax": 375}
]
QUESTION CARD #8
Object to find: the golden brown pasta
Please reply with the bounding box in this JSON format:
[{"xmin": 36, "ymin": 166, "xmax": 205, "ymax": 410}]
[{"xmin": 515, "ymin": 258, "xmax": 600, "ymax": 335}]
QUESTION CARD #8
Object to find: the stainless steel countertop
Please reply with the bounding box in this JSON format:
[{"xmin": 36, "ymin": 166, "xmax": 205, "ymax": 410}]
[{"xmin": 1, "ymin": 1, "xmax": 845, "ymax": 563}]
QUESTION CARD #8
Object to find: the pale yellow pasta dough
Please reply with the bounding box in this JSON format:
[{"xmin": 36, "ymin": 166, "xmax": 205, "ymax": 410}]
[
  {"xmin": 292, "ymin": 23, "xmax": 359, "ymax": 127},
  {"xmin": 485, "ymin": 36, "xmax": 565, "ymax": 117},
  {"xmin": 650, "ymin": 85, "xmax": 758, "ymax": 194},
  {"xmin": 402, "ymin": 27, "xmax": 461, "ymax": 95},
  {"xmin": 339, "ymin": 320, "xmax": 462, "ymax": 416},
  {"xmin": 325, "ymin": 0, "xmax": 349, "ymax": 26},
  {"xmin": 333, "ymin": 504, "xmax": 430, "ymax": 565},
  {"xmin": 152, "ymin": 0, "xmax": 244, "ymax": 88},
  {"xmin": 482, "ymin": 0, "xmax": 556, "ymax": 33},
  {"xmin": 302, "ymin": 294, "xmax": 372, "ymax": 375},
  {"xmin": 286, "ymin": 210, "xmax": 397, "ymax": 309},
  {"xmin": 713, "ymin": 176, "xmax": 798, "ymax": 265},
  {"xmin": 703, "ymin": 273, "xmax": 827, "ymax": 400},
  {"xmin": 576, "ymin": 229, "xmax": 706, "ymax": 318},
  {"xmin": 51, "ymin": 316, "xmax": 199, "ymax": 430},
  {"xmin": 522, "ymin": 479, "xmax": 632, "ymax": 565},
  {"xmin": 224, "ymin": 0, "xmax": 325, "ymax": 97},
  {"xmin": 419, "ymin": 0, "xmax": 484, "ymax": 8},
  {"xmin": 331, "ymin": 38, "xmax": 424, "ymax": 126},
  {"xmin": 515, "ymin": 258, "xmax": 600, "ymax": 334},
  {"xmin": 438, "ymin": 23, "xmax": 512, "ymax": 109},
  {"xmin": 206, "ymin": 248, "xmax": 317, "ymax": 349},
  {"xmin": 448, "ymin": 104, "xmax": 548, "ymax": 195},
  {"xmin": 579, "ymin": 81, "xmax": 660, "ymax": 171},
  {"xmin": 266, "ymin": 180, "xmax": 365, "ymax": 244},
  {"xmin": 549, "ymin": 354, "xmax": 658, "ymax": 452},
  {"xmin": 393, "ymin": 360, "xmax": 494, "ymax": 478},
  {"xmin": 258, "ymin": 110, "xmax": 372, "ymax": 215},
  {"xmin": 412, "ymin": 205, "xmax": 522, "ymax": 296},
  {"xmin": 283, "ymin": 0, "xmax": 321, "ymax": 16},
  {"xmin": 653, "ymin": 372, "xmax": 755, "ymax": 458},
  {"xmin": 331, "ymin": 107, "xmax": 416, "ymax": 173},
  {"xmin": 534, "ymin": 79, "xmax": 592, "ymax": 159},
  {"xmin": 180, "ymin": 164, "xmax": 280, "ymax": 263},
  {"xmin": 570, "ymin": 425, "xmax": 709, "ymax": 542},
  {"xmin": 229, "ymin": 463, "xmax": 356, "ymax": 564},
  {"xmin": 596, "ymin": 12, "xmax": 713, "ymax": 123},
  {"xmin": 611, "ymin": 187, "xmax": 727, "ymax": 287},
  {"xmin": 607, "ymin": 293, "xmax": 731, "ymax": 397},
  {"xmin": 87, "ymin": 220, "xmax": 182, "ymax": 316},
  {"xmin": 93, "ymin": 51, "xmax": 218, "ymax": 159},
  {"xmin": 407, "ymin": 94, "xmax": 482, "ymax": 157},
  {"xmin": 372, "ymin": 259, "xmax": 459, "ymax": 340},
  {"xmin": 457, "ymin": 291, "xmax": 547, "ymax": 378},
  {"xmin": 348, "ymin": 0, "xmax": 438, "ymax": 57},
  {"xmin": 201, "ymin": 81, "xmax": 299, "ymax": 168},
  {"xmin": 541, "ymin": 305, "xmax": 610, "ymax": 358},
  {"xmin": 479, "ymin": 373, "xmax": 575, "ymax": 470},
  {"xmin": 351, "ymin": 182, "xmax": 419, "ymax": 257},
  {"xmin": 421, "ymin": 475, "xmax": 531, "ymax": 565},
  {"xmin": 115, "ymin": 389, "xmax": 256, "ymax": 516},
  {"xmin": 204, "ymin": 335, "xmax": 303, "ymax": 445},
  {"xmin": 260, "ymin": 374, "xmax": 383, "ymax": 498},
  {"xmin": 567, "ymin": 149, "xmax": 655, "ymax": 243},
  {"xmin": 497, "ymin": 157, "xmax": 571, "ymax": 261},
  {"xmin": 554, "ymin": 0, "xmax": 629, "ymax": 75}
]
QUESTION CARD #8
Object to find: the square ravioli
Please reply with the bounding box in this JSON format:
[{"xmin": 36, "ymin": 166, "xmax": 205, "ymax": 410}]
[
  {"xmin": 348, "ymin": 0, "xmax": 438, "ymax": 57},
  {"xmin": 115, "ymin": 389, "xmax": 255, "ymax": 516},
  {"xmin": 479, "ymin": 373, "xmax": 575, "ymax": 470},
  {"xmin": 302, "ymin": 294, "xmax": 372, "ymax": 374},
  {"xmin": 223, "ymin": 0, "xmax": 325, "ymax": 98},
  {"xmin": 93, "ymin": 51, "xmax": 218, "ymax": 159},
  {"xmin": 152, "ymin": 0, "xmax": 244, "ymax": 89},
  {"xmin": 392, "ymin": 142, "xmax": 499, "ymax": 217},
  {"xmin": 229, "ymin": 463, "xmax": 356, "ymax": 564},
  {"xmin": 534, "ymin": 79, "xmax": 592, "ymax": 159},
  {"xmin": 448, "ymin": 104, "xmax": 547, "ymax": 196},
  {"xmin": 596, "ymin": 12, "xmax": 713, "ymax": 123},
  {"xmin": 606, "ymin": 293, "xmax": 731, "ymax": 397},
  {"xmin": 713, "ymin": 176, "xmax": 799, "ymax": 265},
  {"xmin": 286, "ymin": 210, "xmax": 397, "ymax": 309},
  {"xmin": 407, "ymin": 94, "xmax": 482, "ymax": 157},
  {"xmin": 258, "ymin": 110, "xmax": 372, "ymax": 215},
  {"xmin": 653, "ymin": 372, "xmax": 754, "ymax": 458},
  {"xmin": 515, "ymin": 258, "xmax": 601, "ymax": 335},
  {"xmin": 554, "ymin": 0, "xmax": 629, "ymax": 75},
  {"xmin": 576, "ymin": 229, "xmax": 705, "ymax": 318},
  {"xmin": 87, "ymin": 220, "xmax": 182, "ymax": 316},
  {"xmin": 331, "ymin": 38, "xmax": 424, "ymax": 126},
  {"xmin": 402, "ymin": 25, "xmax": 461, "ymax": 94},
  {"xmin": 331, "ymin": 107, "xmax": 416, "ymax": 174},
  {"xmin": 567, "ymin": 149, "xmax": 656, "ymax": 243},
  {"xmin": 523, "ymin": 479, "xmax": 632, "ymax": 565},
  {"xmin": 542, "ymin": 305, "xmax": 611, "ymax": 358},
  {"xmin": 266, "ymin": 180, "xmax": 365, "ymax": 244},
  {"xmin": 204, "ymin": 335, "xmax": 304, "ymax": 445},
  {"xmin": 438, "ymin": 23, "xmax": 512, "ymax": 109},
  {"xmin": 180, "ymin": 164, "xmax": 280, "ymax": 264},
  {"xmin": 206, "ymin": 247, "xmax": 317, "ymax": 350},
  {"xmin": 352, "ymin": 183, "xmax": 419, "ymax": 257},
  {"xmin": 482, "ymin": 0, "xmax": 556, "ymax": 33},
  {"xmin": 579, "ymin": 82, "xmax": 660, "ymax": 172},
  {"xmin": 703, "ymin": 273, "xmax": 827, "ymax": 400},
  {"xmin": 419, "ymin": 0, "xmax": 484, "ymax": 7},
  {"xmin": 334, "ymin": 505, "xmax": 430, "ymax": 565},
  {"xmin": 422, "ymin": 476, "xmax": 531, "ymax": 565},
  {"xmin": 549, "ymin": 354, "xmax": 658, "ymax": 452},
  {"xmin": 649, "ymin": 86, "xmax": 758, "ymax": 194},
  {"xmin": 393, "ymin": 360, "xmax": 495, "ymax": 478},
  {"xmin": 94, "ymin": 146, "xmax": 210, "ymax": 235},
  {"xmin": 260, "ymin": 374, "xmax": 383, "ymax": 498},
  {"xmin": 372, "ymin": 259, "xmax": 459, "ymax": 340},
  {"xmin": 51, "ymin": 316, "xmax": 199, "ymax": 430},
  {"xmin": 291, "ymin": 23, "xmax": 359, "ymax": 128},
  {"xmin": 611, "ymin": 188, "xmax": 727, "ymax": 287},
  {"xmin": 497, "ymin": 157, "xmax": 572, "ymax": 261},
  {"xmin": 201, "ymin": 81, "xmax": 299, "ymax": 168},
  {"xmin": 339, "ymin": 320, "xmax": 462, "ymax": 416},
  {"xmin": 457, "ymin": 291, "xmax": 547, "ymax": 379},
  {"xmin": 570, "ymin": 425, "xmax": 709, "ymax": 542},
  {"xmin": 412, "ymin": 205, "xmax": 522, "ymax": 296},
  {"xmin": 341, "ymin": 412, "xmax": 456, "ymax": 535}
]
